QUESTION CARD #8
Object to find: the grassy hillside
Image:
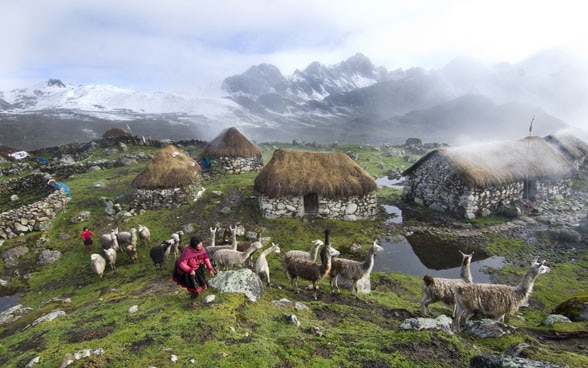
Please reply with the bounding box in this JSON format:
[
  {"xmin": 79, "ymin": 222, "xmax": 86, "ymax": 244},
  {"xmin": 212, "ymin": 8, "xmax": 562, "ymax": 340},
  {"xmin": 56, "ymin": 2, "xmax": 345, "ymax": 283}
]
[{"xmin": 0, "ymin": 141, "xmax": 587, "ymax": 368}]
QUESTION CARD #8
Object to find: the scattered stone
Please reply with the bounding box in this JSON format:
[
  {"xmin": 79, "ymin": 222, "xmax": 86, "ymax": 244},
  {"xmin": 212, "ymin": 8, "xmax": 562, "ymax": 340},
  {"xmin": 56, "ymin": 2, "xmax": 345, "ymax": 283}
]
[
  {"xmin": 542, "ymin": 314, "xmax": 572, "ymax": 326},
  {"xmin": 128, "ymin": 305, "xmax": 139, "ymax": 313},
  {"xmin": 399, "ymin": 315, "xmax": 453, "ymax": 334},
  {"xmin": 0, "ymin": 304, "xmax": 33, "ymax": 325},
  {"xmin": 284, "ymin": 314, "xmax": 301, "ymax": 327},
  {"xmin": 38, "ymin": 249, "xmax": 61, "ymax": 265},
  {"xmin": 462, "ymin": 319, "xmax": 517, "ymax": 338},
  {"xmin": 202, "ymin": 295, "xmax": 216, "ymax": 304},
  {"xmin": 60, "ymin": 348, "xmax": 104, "ymax": 368}
]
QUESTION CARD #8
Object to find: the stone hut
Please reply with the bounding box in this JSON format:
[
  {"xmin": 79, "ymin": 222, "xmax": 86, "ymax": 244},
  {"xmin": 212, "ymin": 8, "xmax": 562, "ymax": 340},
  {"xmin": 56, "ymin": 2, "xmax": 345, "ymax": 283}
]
[
  {"xmin": 401, "ymin": 136, "xmax": 574, "ymax": 219},
  {"xmin": 254, "ymin": 149, "xmax": 378, "ymax": 220},
  {"xmin": 199, "ymin": 127, "xmax": 263, "ymax": 176},
  {"xmin": 131, "ymin": 145, "xmax": 201, "ymax": 209},
  {"xmin": 544, "ymin": 132, "xmax": 588, "ymax": 172}
]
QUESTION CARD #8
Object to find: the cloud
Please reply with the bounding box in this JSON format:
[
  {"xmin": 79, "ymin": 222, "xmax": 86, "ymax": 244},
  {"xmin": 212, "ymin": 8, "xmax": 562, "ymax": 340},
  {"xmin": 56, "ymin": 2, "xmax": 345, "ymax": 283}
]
[{"xmin": 1, "ymin": 0, "xmax": 587, "ymax": 97}]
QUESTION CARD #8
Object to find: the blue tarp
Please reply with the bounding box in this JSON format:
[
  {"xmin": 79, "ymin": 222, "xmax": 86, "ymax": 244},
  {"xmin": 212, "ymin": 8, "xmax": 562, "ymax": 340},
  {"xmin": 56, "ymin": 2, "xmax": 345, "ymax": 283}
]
[{"xmin": 54, "ymin": 182, "xmax": 72, "ymax": 198}]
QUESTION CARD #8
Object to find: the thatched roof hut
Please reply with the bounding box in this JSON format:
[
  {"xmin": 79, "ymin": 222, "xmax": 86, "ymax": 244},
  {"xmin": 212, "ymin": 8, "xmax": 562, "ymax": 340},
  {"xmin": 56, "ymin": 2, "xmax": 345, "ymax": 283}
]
[
  {"xmin": 131, "ymin": 145, "xmax": 200, "ymax": 189},
  {"xmin": 254, "ymin": 149, "xmax": 377, "ymax": 198},
  {"xmin": 200, "ymin": 127, "xmax": 261, "ymax": 159},
  {"xmin": 103, "ymin": 127, "xmax": 131, "ymax": 138},
  {"xmin": 402, "ymin": 136, "xmax": 573, "ymax": 188},
  {"xmin": 544, "ymin": 132, "xmax": 588, "ymax": 165}
]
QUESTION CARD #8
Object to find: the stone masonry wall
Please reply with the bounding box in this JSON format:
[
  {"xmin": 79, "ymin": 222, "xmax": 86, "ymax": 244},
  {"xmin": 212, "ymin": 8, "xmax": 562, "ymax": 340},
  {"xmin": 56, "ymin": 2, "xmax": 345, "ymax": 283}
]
[
  {"xmin": 402, "ymin": 155, "xmax": 571, "ymax": 219},
  {"xmin": 210, "ymin": 156, "xmax": 263, "ymax": 176},
  {"xmin": 258, "ymin": 192, "xmax": 377, "ymax": 221}
]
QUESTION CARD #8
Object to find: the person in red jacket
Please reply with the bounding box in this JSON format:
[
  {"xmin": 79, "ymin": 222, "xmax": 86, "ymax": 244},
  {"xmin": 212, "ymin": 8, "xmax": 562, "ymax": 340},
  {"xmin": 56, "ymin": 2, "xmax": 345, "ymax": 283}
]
[
  {"xmin": 172, "ymin": 236, "xmax": 215, "ymax": 299},
  {"xmin": 81, "ymin": 227, "xmax": 94, "ymax": 248}
]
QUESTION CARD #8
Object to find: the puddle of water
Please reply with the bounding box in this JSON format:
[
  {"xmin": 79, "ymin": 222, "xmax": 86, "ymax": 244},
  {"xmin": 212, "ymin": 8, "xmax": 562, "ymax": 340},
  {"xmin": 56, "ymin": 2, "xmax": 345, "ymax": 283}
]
[
  {"xmin": 374, "ymin": 235, "xmax": 504, "ymax": 283},
  {"xmin": 382, "ymin": 204, "xmax": 402, "ymax": 224},
  {"xmin": 376, "ymin": 176, "xmax": 404, "ymax": 189},
  {"xmin": 0, "ymin": 292, "xmax": 23, "ymax": 313}
]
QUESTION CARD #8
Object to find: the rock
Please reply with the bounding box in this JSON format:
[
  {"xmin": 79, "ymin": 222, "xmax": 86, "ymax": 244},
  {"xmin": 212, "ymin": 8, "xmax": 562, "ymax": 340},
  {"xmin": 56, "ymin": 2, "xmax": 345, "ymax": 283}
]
[
  {"xmin": 542, "ymin": 314, "xmax": 572, "ymax": 326},
  {"xmin": 128, "ymin": 305, "xmax": 139, "ymax": 313},
  {"xmin": 207, "ymin": 269, "xmax": 263, "ymax": 302},
  {"xmin": 470, "ymin": 354, "xmax": 567, "ymax": 368},
  {"xmin": 554, "ymin": 296, "xmax": 588, "ymax": 322},
  {"xmin": 38, "ymin": 249, "xmax": 62, "ymax": 265},
  {"xmin": 2, "ymin": 245, "xmax": 29, "ymax": 268},
  {"xmin": 284, "ymin": 314, "xmax": 301, "ymax": 327},
  {"xmin": 271, "ymin": 298, "xmax": 309, "ymax": 311},
  {"xmin": 462, "ymin": 319, "xmax": 517, "ymax": 338},
  {"xmin": 0, "ymin": 304, "xmax": 33, "ymax": 325},
  {"xmin": 399, "ymin": 315, "xmax": 453, "ymax": 334}
]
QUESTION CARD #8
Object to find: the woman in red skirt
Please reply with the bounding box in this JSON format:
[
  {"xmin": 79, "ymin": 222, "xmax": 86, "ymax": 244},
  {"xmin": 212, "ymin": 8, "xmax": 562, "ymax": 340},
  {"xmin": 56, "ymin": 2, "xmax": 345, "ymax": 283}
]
[{"xmin": 172, "ymin": 236, "xmax": 215, "ymax": 299}]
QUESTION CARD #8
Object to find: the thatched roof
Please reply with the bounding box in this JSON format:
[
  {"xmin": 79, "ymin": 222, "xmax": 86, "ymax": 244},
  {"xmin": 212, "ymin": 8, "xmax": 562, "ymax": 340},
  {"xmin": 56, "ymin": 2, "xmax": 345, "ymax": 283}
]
[
  {"xmin": 103, "ymin": 127, "xmax": 131, "ymax": 138},
  {"xmin": 544, "ymin": 132, "xmax": 588, "ymax": 161},
  {"xmin": 131, "ymin": 145, "xmax": 200, "ymax": 189},
  {"xmin": 254, "ymin": 149, "xmax": 377, "ymax": 197},
  {"xmin": 402, "ymin": 136, "xmax": 573, "ymax": 188},
  {"xmin": 200, "ymin": 127, "xmax": 261, "ymax": 159}
]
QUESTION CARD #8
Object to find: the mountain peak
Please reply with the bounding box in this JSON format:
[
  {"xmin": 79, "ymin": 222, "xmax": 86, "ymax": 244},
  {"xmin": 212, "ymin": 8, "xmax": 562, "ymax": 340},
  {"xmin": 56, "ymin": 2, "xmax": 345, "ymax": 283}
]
[{"xmin": 47, "ymin": 79, "xmax": 66, "ymax": 88}]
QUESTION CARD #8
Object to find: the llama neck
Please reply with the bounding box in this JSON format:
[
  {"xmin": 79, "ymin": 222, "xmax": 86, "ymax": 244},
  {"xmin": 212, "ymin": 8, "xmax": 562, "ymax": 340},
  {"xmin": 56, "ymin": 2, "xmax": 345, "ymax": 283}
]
[
  {"xmin": 514, "ymin": 268, "xmax": 540, "ymax": 300},
  {"xmin": 460, "ymin": 257, "xmax": 472, "ymax": 283},
  {"xmin": 209, "ymin": 228, "xmax": 216, "ymax": 247},
  {"xmin": 319, "ymin": 246, "xmax": 333, "ymax": 274},
  {"xmin": 260, "ymin": 245, "xmax": 275, "ymax": 257},
  {"xmin": 362, "ymin": 248, "xmax": 377, "ymax": 273},
  {"xmin": 310, "ymin": 243, "xmax": 321, "ymax": 261}
]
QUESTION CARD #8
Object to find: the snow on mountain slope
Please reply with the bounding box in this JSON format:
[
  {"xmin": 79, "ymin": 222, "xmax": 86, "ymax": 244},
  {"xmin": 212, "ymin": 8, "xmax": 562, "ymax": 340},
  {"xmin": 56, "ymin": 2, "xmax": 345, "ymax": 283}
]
[{"xmin": 0, "ymin": 79, "xmax": 243, "ymax": 119}]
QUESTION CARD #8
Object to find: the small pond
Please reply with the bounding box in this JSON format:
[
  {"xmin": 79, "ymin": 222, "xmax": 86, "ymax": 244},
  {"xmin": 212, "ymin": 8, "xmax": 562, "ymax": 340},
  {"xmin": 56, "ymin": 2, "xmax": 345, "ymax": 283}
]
[
  {"xmin": 374, "ymin": 234, "xmax": 504, "ymax": 283},
  {"xmin": 0, "ymin": 292, "xmax": 23, "ymax": 313}
]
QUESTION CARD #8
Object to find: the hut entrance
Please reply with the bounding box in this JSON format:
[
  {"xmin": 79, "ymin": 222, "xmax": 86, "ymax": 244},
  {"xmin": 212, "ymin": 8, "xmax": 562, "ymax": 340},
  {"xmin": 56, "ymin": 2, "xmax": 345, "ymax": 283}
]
[
  {"xmin": 523, "ymin": 179, "xmax": 537, "ymax": 201},
  {"xmin": 303, "ymin": 193, "xmax": 319, "ymax": 214}
]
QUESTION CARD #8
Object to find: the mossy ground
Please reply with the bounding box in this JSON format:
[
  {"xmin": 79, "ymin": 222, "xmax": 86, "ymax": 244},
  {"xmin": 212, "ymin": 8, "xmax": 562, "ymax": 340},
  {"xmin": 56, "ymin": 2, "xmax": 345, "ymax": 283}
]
[{"xmin": 0, "ymin": 142, "xmax": 587, "ymax": 367}]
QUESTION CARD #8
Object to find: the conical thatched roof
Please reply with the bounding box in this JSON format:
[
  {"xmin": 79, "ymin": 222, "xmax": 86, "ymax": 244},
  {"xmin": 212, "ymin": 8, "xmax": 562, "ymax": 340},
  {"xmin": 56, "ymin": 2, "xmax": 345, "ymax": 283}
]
[
  {"xmin": 103, "ymin": 127, "xmax": 131, "ymax": 138},
  {"xmin": 131, "ymin": 145, "xmax": 200, "ymax": 189},
  {"xmin": 200, "ymin": 127, "xmax": 261, "ymax": 159},
  {"xmin": 544, "ymin": 132, "xmax": 588, "ymax": 161},
  {"xmin": 254, "ymin": 149, "xmax": 377, "ymax": 198},
  {"xmin": 402, "ymin": 136, "xmax": 573, "ymax": 188}
]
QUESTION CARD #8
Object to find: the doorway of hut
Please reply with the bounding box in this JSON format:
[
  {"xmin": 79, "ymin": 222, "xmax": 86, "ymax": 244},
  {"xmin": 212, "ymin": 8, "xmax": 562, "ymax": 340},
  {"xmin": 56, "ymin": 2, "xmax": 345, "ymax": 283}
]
[
  {"xmin": 303, "ymin": 193, "xmax": 319, "ymax": 214},
  {"xmin": 523, "ymin": 179, "xmax": 537, "ymax": 201}
]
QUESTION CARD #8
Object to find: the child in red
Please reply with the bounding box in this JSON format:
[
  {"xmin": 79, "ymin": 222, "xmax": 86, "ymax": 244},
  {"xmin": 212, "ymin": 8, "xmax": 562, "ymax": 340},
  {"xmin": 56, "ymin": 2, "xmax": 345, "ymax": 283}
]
[{"xmin": 82, "ymin": 227, "xmax": 94, "ymax": 248}]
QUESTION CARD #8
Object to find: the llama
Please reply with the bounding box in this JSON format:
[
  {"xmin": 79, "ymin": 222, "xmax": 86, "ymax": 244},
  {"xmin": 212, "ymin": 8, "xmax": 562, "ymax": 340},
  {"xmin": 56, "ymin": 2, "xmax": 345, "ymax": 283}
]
[
  {"xmin": 452, "ymin": 257, "xmax": 551, "ymax": 331},
  {"xmin": 284, "ymin": 239, "xmax": 324, "ymax": 262},
  {"xmin": 235, "ymin": 228, "xmax": 263, "ymax": 252},
  {"xmin": 206, "ymin": 226, "xmax": 237, "ymax": 260},
  {"xmin": 284, "ymin": 230, "xmax": 339, "ymax": 300},
  {"xmin": 137, "ymin": 224, "xmax": 151, "ymax": 247},
  {"xmin": 170, "ymin": 230, "xmax": 184, "ymax": 259},
  {"xmin": 124, "ymin": 243, "xmax": 138, "ymax": 262},
  {"xmin": 103, "ymin": 247, "xmax": 117, "ymax": 270},
  {"xmin": 90, "ymin": 254, "xmax": 106, "ymax": 279},
  {"xmin": 329, "ymin": 241, "xmax": 384, "ymax": 297},
  {"xmin": 421, "ymin": 250, "xmax": 474, "ymax": 317},
  {"xmin": 150, "ymin": 239, "xmax": 175, "ymax": 269},
  {"xmin": 255, "ymin": 243, "xmax": 281, "ymax": 287},
  {"xmin": 212, "ymin": 241, "xmax": 263, "ymax": 270},
  {"xmin": 99, "ymin": 229, "xmax": 119, "ymax": 251}
]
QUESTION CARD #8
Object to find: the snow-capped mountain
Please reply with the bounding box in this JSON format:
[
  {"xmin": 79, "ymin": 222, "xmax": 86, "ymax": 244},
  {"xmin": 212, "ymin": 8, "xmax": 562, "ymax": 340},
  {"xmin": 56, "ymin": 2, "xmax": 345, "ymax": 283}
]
[{"xmin": 0, "ymin": 51, "xmax": 586, "ymax": 151}]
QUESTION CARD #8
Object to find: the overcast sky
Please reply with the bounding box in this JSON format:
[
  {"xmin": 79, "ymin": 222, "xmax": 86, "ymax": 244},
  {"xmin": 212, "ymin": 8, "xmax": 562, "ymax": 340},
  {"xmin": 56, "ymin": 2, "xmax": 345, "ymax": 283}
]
[{"xmin": 2, "ymin": 0, "xmax": 587, "ymax": 95}]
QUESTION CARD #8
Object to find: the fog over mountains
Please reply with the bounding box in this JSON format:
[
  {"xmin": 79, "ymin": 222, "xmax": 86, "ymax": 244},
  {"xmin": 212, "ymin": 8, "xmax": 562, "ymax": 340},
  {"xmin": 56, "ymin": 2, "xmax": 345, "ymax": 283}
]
[{"xmin": 1, "ymin": 50, "xmax": 587, "ymax": 151}]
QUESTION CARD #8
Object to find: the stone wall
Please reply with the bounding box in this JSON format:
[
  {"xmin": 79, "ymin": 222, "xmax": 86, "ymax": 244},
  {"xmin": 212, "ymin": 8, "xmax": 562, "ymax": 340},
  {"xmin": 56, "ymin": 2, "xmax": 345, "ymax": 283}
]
[
  {"xmin": 131, "ymin": 183, "xmax": 203, "ymax": 210},
  {"xmin": 402, "ymin": 155, "xmax": 572, "ymax": 219},
  {"xmin": 210, "ymin": 156, "xmax": 263, "ymax": 176},
  {"xmin": 0, "ymin": 190, "xmax": 69, "ymax": 239},
  {"xmin": 258, "ymin": 192, "xmax": 377, "ymax": 221}
]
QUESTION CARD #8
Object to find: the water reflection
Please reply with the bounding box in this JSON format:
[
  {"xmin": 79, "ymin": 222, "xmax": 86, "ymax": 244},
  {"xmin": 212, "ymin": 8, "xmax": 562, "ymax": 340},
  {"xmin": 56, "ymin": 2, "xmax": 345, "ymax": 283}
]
[
  {"xmin": 0, "ymin": 292, "xmax": 22, "ymax": 313},
  {"xmin": 376, "ymin": 176, "xmax": 404, "ymax": 189},
  {"xmin": 374, "ymin": 235, "xmax": 504, "ymax": 283},
  {"xmin": 383, "ymin": 205, "xmax": 402, "ymax": 224}
]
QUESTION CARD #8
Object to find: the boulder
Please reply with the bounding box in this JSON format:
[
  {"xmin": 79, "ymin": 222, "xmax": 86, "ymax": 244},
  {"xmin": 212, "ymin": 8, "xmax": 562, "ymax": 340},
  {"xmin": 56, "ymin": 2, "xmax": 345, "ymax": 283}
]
[
  {"xmin": 554, "ymin": 295, "xmax": 588, "ymax": 322},
  {"xmin": 208, "ymin": 269, "xmax": 263, "ymax": 302}
]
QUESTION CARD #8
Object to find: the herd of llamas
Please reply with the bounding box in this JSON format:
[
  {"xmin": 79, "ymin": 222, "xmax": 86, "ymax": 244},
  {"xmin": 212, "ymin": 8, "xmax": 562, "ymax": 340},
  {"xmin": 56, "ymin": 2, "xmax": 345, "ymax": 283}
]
[{"xmin": 89, "ymin": 224, "xmax": 550, "ymax": 331}]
